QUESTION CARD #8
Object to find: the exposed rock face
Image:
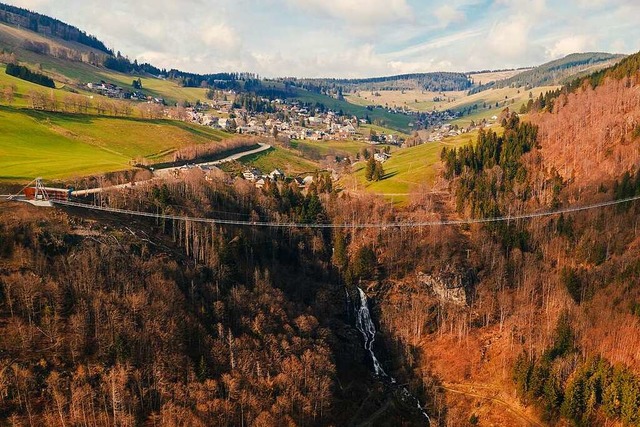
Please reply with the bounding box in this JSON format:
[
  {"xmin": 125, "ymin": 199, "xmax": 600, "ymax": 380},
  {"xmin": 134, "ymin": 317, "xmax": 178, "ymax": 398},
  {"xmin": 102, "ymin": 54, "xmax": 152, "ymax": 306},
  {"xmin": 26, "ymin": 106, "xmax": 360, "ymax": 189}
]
[{"xmin": 417, "ymin": 268, "xmax": 471, "ymax": 305}]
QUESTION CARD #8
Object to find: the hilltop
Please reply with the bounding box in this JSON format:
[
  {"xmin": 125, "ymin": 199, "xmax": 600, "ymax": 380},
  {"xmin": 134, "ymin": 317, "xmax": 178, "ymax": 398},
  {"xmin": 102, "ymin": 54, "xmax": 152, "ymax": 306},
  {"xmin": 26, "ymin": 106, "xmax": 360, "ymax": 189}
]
[
  {"xmin": 0, "ymin": 2, "xmax": 111, "ymax": 53},
  {"xmin": 469, "ymin": 52, "xmax": 624, "ymax": 94},
  {"xmin": 341, "ymin": 54, "xmax": 623, "ymax": 126}
]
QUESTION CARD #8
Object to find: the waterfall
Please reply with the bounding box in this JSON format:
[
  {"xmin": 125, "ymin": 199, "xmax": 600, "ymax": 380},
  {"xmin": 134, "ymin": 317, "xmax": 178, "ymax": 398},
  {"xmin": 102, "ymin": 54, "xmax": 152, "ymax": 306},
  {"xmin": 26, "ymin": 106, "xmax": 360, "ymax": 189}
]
[
  {"xmin": 355, "ymin": 287, "xmax": 387, "ymax": 377},
  {"xmin": 354, "ymin": 287, "xmax": 431, "ymax": 424}
]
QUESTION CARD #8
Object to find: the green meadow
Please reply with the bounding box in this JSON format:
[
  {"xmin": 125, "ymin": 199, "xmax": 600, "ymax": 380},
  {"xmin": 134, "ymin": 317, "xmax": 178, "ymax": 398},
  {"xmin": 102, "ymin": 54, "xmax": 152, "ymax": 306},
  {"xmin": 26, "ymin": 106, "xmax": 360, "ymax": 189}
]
[
  {"xmin": 0, "ymin": 106, "xmax": 230, "ymax": 182},
  {"xmin": 349, "ymin": 131, "xmax": 477, "ymax": 200},
  {"xmin": 235, "ymin": 146, "xmax": 320, "ymax": 176},
  {"xmin": 293, "ymin": 139, "xmax": 380, "ymax": 158}
]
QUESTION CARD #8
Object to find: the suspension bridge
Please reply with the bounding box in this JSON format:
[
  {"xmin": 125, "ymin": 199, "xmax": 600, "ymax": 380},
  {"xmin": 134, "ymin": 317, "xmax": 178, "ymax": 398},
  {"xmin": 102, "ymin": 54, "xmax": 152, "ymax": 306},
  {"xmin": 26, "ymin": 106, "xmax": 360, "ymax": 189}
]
[{"xmin": 4, "ymin": 178, "xmax": 640, "ymax": 229}]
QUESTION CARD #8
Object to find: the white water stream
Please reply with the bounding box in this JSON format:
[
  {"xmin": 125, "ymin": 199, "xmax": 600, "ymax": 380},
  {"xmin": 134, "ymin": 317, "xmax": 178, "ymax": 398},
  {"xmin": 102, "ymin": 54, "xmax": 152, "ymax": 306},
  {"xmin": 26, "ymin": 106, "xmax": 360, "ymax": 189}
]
[
  {"xmin": 354, "ymin": 287, "xmax": 431, "ymax": 424},
  {"xmin": 355, "ymin": 287, "xmax": 387, "ymax": 377}
]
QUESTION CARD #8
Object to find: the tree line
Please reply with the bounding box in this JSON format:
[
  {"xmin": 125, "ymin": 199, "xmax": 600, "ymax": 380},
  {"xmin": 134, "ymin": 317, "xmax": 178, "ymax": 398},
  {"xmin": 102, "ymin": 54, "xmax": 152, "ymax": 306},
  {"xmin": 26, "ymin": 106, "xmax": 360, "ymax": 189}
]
[
  {"xmin": 468, "ymin": 52, "xmax": 622, "ymax": 95},
  {"xmin": 441, "ymin": 113, "xmax": 538, "ymax": 216},
  {"xmin": 514, "ymin": 313, "xmax": 640, "ymax": 426},
  {"xmin": 292, "ymin": 72, "xmax": 473, "ymax": 93},
  {"xmin": 103, "ymin": 53, "xmax": 164, "ymax": 75},
  {"xmin": 0, "ymin": 2, "xmax": 112, "ymax": 54},
  {"xmin": 5, "ymin": 63, "xmax": 55, "ymax": 88}
]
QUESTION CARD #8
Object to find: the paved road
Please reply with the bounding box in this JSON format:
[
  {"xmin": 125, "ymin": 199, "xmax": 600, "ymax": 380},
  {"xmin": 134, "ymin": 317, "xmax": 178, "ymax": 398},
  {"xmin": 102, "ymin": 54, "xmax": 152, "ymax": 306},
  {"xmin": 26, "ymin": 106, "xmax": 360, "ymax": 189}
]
[
  {"xmin": 153, "ymin": 142, "xmax": 271, "ymax": 177},
  {"xmin": 72, "ymin": 143, "xmax": 271, "ymax": 196}
]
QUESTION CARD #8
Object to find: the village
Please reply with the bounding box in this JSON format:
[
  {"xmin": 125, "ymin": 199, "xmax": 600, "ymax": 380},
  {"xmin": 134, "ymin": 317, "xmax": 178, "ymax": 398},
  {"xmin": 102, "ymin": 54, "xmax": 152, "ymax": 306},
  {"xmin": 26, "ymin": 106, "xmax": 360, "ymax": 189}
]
[
  {"xmin": 187, "ymin": 96, "xmax": 406, "ymax": 144},
  {"xmin": 80, "ymin": 79, "xmax": 497, "ymax": 191}
]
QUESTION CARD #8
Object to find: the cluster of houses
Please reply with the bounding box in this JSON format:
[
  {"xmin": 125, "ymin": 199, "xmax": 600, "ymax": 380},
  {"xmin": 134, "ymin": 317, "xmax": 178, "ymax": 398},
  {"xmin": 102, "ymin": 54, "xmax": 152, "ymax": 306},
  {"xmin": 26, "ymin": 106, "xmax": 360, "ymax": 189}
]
[
  {"xmin": 188, "ymin": 100, "xmax": 405, "ymax": 145},
  {"xmin": 85, "ymin": 81, "xmax": 164, "ymax": 103},
  {"xmin": 418, "ymin": 109, "xmax": 461, "ymax": 129},
  {"xmin": 374, "ymin": 152, "xmax": 392, "ymax": 163},
  {"xmin": 427, "ymin": 124, "xmax": 468, "ymax": 142},
  {"xmin": 86, "ymin": 81, "xmax": 125, "ymax": 98},
  {"xmin": 164, "ymin": 160, "xmax": 320, "ymax": 191},
  {"xmin": 242, "ymin": 167, "xmax": 315, "ymax": 189},
  {"xmin": 426, "ymin": 116, "xmax": 499, "ymax": 142}
]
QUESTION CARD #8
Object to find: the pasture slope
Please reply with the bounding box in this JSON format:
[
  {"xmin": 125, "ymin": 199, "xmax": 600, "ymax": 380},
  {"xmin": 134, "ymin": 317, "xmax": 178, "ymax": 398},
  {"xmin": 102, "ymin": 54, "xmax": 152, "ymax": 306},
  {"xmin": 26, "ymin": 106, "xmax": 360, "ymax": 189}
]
[
  {"xmin": 0, "ymin": 106, "xmax": 230, "ymax": 182},
  {"xmin": 346, "ymin": 130, "xmax": 483, "ymax": 201}
]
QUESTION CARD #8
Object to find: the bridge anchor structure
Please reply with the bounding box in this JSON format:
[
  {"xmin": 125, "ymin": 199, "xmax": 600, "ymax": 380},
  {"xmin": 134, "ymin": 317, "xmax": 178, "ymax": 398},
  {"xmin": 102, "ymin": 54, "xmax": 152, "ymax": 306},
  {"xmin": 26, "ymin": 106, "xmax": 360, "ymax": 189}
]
[{"xmin": 6, "ymin": 177, "xmax": 72, "ymax": 207}]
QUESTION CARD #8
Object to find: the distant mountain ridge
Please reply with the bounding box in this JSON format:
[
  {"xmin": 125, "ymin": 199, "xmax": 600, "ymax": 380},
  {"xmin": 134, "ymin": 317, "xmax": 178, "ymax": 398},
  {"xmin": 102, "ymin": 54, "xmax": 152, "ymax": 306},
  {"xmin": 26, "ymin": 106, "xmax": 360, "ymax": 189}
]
[
  {"xmin": 293, "ymin": 72, "xmax": 473, "ymax": 92},
  {"xmin": 469, "ymin": 52, "xmax": 625, "ymax": 94},
  {"xmin": 0, "ymin": 2, "xmax": 112, "ymax": 54}
]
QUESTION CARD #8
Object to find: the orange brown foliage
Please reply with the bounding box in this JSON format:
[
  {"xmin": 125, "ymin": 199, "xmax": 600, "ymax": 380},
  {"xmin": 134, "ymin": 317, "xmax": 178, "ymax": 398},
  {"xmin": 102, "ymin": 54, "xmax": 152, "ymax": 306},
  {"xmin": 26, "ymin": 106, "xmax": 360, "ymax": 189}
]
[{"xmin": 532, "ymin": 74, "xmax": 640, "ymax": 186}]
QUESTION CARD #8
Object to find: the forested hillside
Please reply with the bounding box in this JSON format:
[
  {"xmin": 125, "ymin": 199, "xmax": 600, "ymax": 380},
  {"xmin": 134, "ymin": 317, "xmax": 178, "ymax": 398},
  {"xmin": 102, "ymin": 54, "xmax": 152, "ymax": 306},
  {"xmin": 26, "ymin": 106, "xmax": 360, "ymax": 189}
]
[
  {"xmin": 0, "ymin": 173, "xmax": 432, "ymax": 426},
  {"xmin": 0, "ymin": 2, "xmax": 111, "ymax": 54},
  {"xmin": 531, "ymin": 51, "xmax": 640, "ymax": 185},
  {"xmin": 416, "ymin": 54, "xmax": 640, "ymax": 425},
  {"xmin": 470, "ymin": 52, "xmax": 623, "ymax": 94},
  {"xmin": 288, "ymin": 72, "xmax": 473, "ymax": 94}
]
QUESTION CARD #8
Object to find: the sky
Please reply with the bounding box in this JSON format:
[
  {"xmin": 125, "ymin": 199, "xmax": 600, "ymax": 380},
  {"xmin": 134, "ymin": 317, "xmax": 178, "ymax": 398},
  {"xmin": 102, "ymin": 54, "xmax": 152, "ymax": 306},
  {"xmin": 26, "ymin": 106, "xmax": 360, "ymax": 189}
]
[{"xmin": 5, "ymin": 0, "xmax": 640, "ymax": 78}]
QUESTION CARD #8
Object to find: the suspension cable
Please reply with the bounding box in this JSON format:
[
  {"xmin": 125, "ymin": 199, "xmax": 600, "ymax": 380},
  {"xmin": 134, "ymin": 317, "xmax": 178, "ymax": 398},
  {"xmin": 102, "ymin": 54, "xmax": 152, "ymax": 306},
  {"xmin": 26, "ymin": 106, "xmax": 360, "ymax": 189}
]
[{"xmin": 50, "ymin": 194, "xmax": 640, "ymax": 229}]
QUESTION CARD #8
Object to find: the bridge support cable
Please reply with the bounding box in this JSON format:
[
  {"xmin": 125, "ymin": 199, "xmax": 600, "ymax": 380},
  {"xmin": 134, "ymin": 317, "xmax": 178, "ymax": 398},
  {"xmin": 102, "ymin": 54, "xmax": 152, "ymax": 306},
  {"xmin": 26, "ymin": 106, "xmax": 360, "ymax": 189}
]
[{"xmin": 50, "ymin": 195, "xmax": 640, "ymax": 229}]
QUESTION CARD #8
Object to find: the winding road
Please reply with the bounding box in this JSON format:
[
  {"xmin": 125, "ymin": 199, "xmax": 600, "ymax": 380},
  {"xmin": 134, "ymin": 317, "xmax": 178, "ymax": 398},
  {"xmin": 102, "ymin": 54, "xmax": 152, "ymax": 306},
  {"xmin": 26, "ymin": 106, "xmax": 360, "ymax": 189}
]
[
  {"xmin": 71, "ymin": 143, "xmax": 271, "ymax": 196},
  {"xmin": 153, "ymin": 142, "xmax": 271, "ymax": 177}
]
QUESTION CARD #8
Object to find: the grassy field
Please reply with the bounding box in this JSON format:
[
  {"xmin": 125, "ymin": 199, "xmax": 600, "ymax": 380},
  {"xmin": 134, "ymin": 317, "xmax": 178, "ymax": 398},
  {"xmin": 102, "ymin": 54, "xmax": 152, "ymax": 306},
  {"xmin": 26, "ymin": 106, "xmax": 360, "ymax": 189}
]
[
  {"xmin": 0, "ymin": 106, "xmax": 231, "ymax": 182},
  {"xmin": 0, "ymin": 64, "xmax": 91, "ymax": 108},
  {"xmin": 0, "ymin": 23, "xmax": 107, "ymax": 83},
  {"xmin": 292, "ymin": 138, "xmax": 397, "ymax": 160},
  {"xmin": 98, "ymin": 70, "xmax": 209, "ymax": 105},
  {"xmin": 0, "ymin": 24, "xmax": 208, "ymax": 105},
  {"xmin": 343, "ymin": 79, "xmax": 559, "ymax": 127},
  {"xmin": 346, "ymin": 89, "xmax": 466, "ymax": 112},
  {"xmin": 359, "ymin": 123, "xmax": 411, "ymax": 138},
  {"xmin": 234, "ymin": 146, "xmax": 321, "ymax": 176},
  {"xmin": 447, "ymin": 85, "xmax": 559, "ymax": 126},
  {"xmin": 346, "ymin": 130, "xmax": 478, "ymax": 200},
  {"xmin": 344, "ymin": 70, "xmax": 528, "ymax": 113}
]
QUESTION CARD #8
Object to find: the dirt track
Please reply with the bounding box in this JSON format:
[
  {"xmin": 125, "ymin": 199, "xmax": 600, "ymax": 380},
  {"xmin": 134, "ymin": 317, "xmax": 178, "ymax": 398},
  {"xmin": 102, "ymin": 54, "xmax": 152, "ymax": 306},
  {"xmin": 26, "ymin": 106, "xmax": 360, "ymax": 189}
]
[{"xmin": 440, "ymin": 382, "xmax": 545, "ymax": 427}]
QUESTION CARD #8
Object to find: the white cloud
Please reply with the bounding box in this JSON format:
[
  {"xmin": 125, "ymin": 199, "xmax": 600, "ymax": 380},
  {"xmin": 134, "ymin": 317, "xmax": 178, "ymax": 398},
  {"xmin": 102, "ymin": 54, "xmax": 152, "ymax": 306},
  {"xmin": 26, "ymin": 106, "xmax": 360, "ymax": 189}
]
[
  {"xmin": 388, "ymin": 29, "xmax": 483, "ymax": 58},
  {"xmin": 433, "ymin": 5, "xmax": 465, "ymax": 27},
  {"xmin": 488, "ymin": 17, "xmax": 532, "ymax": 59},
  {"xmin": 201, "ymin": 23, "xmax": 239, "ymax": 51},
  {"xmin": 547, "ymin": 35, "xmax": 595, "ymax": 58},
  {"xmin": 494, "ymin": 0, "xmax": 546, "ymax": 15},
  {"xmin": 285, "ymin": 0, "xmax": 413, "ymax": 26},
  {"xmin": 3, "ymin": 0, "xmax": 640, "ymax": 77}
]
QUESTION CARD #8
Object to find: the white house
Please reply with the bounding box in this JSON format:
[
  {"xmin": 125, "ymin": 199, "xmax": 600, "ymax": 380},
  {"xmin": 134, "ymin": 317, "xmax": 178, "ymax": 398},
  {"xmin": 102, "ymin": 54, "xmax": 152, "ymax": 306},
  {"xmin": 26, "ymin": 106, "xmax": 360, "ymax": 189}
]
[
  {"xmin": 269, "ymin": 169, "xmax": 285, "ymax": 180},
  {"xmin": 218, "ymin": 118, "xmax": 230, "ymax": 130},
  {"xmin": 374, "ymin": 152, "xmax": 391, "ymax": 163},
  {"xmin": 243, "ymin": 168, "xmax": 262, "ymax": 181}
]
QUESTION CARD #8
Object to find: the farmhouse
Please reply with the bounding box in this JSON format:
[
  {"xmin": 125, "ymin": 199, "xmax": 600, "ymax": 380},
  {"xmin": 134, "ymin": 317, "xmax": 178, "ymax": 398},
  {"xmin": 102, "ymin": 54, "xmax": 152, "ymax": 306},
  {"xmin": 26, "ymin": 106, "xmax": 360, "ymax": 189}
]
[
  {"xmin": 269, "ymin": 169, "xmax": 285, "ymax": 180},
  {"xmin": 374, "ymin": 152, "xmax": 391, "ymax": 163},
  {"xmin": 243, "ymin": 168, "xmax": 262, "ymax": 181}
]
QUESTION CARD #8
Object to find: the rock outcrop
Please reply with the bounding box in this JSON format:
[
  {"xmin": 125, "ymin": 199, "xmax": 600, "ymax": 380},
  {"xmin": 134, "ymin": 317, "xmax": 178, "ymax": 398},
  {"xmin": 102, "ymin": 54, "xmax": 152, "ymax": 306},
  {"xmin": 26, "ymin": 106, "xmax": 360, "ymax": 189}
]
[{"xmin": 417, "ymin": 267, "xmax": 471, "ymax": 306}]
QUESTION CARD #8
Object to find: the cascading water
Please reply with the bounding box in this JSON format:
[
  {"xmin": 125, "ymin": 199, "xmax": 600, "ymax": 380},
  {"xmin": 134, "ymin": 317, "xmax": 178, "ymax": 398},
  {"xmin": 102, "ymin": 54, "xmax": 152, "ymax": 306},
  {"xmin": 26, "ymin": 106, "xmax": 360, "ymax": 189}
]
[
  {"xmin": 355, "ymin": 287, "xmax": 387, "ymax": 377},
  {"xmin": 354, "ymin": 286, "xmax": 431, "ymax": 424}
]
